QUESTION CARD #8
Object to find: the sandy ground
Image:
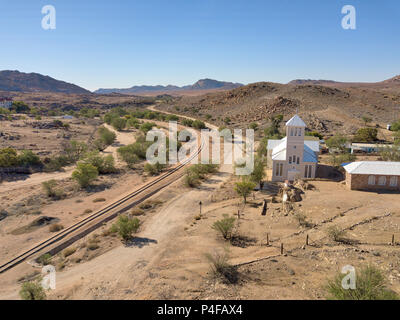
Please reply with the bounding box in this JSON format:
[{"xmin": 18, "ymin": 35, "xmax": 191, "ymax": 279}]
[
  {"xmin": 1, "ymin": 109, "xmax": 399, "ymax": 300},
  {"xmin": 0, "ymin": 124, "xmax": 134, "ymax": 193}
]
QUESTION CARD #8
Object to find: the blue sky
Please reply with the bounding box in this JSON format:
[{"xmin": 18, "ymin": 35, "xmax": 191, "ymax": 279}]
[{"xmin": 0, "ymin": 0, "xmax": 399, "ymax": 91}]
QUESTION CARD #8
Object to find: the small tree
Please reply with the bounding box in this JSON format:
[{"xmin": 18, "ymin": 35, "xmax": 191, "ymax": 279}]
[
  {"xmin": 250, "ymin": 157, "xmax": 266, "ymax": 187},
  {"xmin": 19, "ymin": 281, "xmax": 46, "ymax": 300},
  {"xmin": 234, "ymin": 178, "xmax": 256, "ymax": 203},
  {"xmin": 65, "ymin": 140, "xmax": 88, "ymax": 162},
  {"xmin": 72, "ymin": 163, "xmax": 98, "ymax": 188},
  {"xmin": 212, "ymin": 214, "xmax": 236, "ymax": 240},
  {"xmin": 326, "ymin": 265, "xmax": 399, "ymax": 300},
  {"xmin": 111, "ymin": 215, "xmax": 140, "ymax": 242},
  {"xmin": 325, "ymin": 134, "xmax": 348, "ymax": 153},
  {"xmin": 354, "ymin": 128, "xmax": 378, "ymax": 142}
]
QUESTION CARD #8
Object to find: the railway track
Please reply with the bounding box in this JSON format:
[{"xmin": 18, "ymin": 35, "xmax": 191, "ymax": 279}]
[{"xmin": 0, "ymin": 140, "xmax": 204, "ymax": 274}]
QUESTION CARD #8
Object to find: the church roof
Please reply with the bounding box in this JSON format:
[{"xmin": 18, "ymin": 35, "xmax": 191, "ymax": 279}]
[{"xmin": 285, "ymin": 115, "xmax": 306, "ymax": 127}]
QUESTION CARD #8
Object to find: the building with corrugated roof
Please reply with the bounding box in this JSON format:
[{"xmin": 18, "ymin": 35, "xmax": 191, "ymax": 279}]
[
  {"xmin": 343, "ymin": 161, "xmax": 400, "ymax": 191},
  {"xmin": 267, "ymin": 115, "xmax": 320, "ymax": 182}
]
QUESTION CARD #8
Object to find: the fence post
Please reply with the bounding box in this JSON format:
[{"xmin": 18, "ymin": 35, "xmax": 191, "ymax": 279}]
[
  {"xmin": 280, "ymin": 243, "xmax": 284, "ymax": 255},
  {"xmin": 392, "ymin": 234, "xmax": 395, "ymax": 246},
  {"xmin": 306, "ymin": 234, "xmax": 309, "ymax": 246},
  {"xmin": 266, "ymin": 233, "xmax": 269, "ymax": 246}
]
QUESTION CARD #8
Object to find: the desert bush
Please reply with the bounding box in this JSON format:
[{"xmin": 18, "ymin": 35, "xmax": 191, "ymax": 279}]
[
  {"xmin": 205, "ymin": 249, "xmax": 238, "ymax": 284},
  {"xmin": 234, "ymin": 178, "xmax": 256, "ymax": 203},
  {"xmin": 93, "ymin": 197, "xmax": 106, "ymax": 203},
  {"xmin": 212, "ymin": 214, "xmax": 236, "ymax": 240},
  {"xmin": 326, "ymin": 265, "xmax": 399, "ymax": 300},
  {"xmin": 63, "ymin": 247, "xmax": 77, "ymax": 258},
  {"xmin": 87, "ymin": 242, "xmax": 100, "ymax": 250},
  {"xmin": 18, "ymin": 150, "xmax": 41, "ymax": 167},
  {"xmin": 37, "ymin": 253, "xmax": 52, "ymax": 265},
  {"xmin": 0, "ymin": 147, "xmax": 19, "ymax": 167},
  {"xmin": 131, "ymin": 208, "xmax": 145, "ymax": 216},
  {"xmin": 110, "ymin": 215, "xmax": 140, "ymax": 242},
  {"xmin": 140, "ymin": 122, "xmax": 156, "ymax": 134},
  {"xmin": 111, "ymin": 117, "xmax": 127, "ymax": 131},
  {"xmin": 49, "ymin": 224, "xmax": 64, "ymax": 232},
  {"xmin": 184, "ymin": 169, "xmax": 201, "ymax": 187},
  {"xmin": 138, "ymin": 200, "xmax": 162, "ymax": 210},
  {"xmin": 83, "ymin": 152, "xmax": 116, "ymax": 174},
  {"xmin": 72, "ymin": 163, "xmax": 98, "ymax": 188},
  {"xmin": 182, "ymin": 118, "xmax": 194, "ymax": 127},
  {"xmin": 192, "ymin": 120, "xmax": 206, "ymax": 129},
  {"xmin": 326, "ymin": 134, "xmax": 348, "ymax": 153},
  {"xmin": 326, "ymin": 225, "xmax": 347, "ymax": 242},
  {"xmin": 294, "ymin": 213, "xmax": 314, "ymax": 228},
  {"xmin": 64, "ymin": 140, "xmax": 88, "ymax": 163},
  {"xmin": 329, "ymin": 153, "xmax": 356, "ymax": 167},
  {"xmin": 98, "ymin": 126, "xmax": 116, "ymax": 147},
  {"xmin": 42, "ymin": 180, "xmax": 64, "ymax": 199},
  {"xmin": 144, "ymin": 162, "xmax": 165, "ymax": 175},
  {"xmin": 19, "ymin": 281, "xmax": 46, "ymax": 300},
  {"xmin": 354, "ymin": 127, "xmax": 378, "ymax": 142}
]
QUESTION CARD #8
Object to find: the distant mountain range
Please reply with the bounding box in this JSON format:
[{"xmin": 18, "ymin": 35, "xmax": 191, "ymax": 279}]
[
  {"xmin": 288, "ymin": 75, "xmax": 400, "ymax": 89},
  {"xmin": 94, "ymin": 79, "xmax": 243, "ymax": 95},
  {"xmin": 0, "ymin": 70, "xmax": 90, "ymax": 94}
]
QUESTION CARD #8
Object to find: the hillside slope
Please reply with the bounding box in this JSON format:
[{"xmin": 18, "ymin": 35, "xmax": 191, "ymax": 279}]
[
  {"xmin": 0, "ymin": 70, "xmax": 90, "ymax": 94},
  {"xmin": 156, "ymin": 79, "xmax": 400, "ymax": 136}
]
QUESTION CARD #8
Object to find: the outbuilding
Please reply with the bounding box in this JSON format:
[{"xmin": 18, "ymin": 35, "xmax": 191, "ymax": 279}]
[{"xmin": 343, "ymin": 161, "xmax": 400, "ymax": 191}]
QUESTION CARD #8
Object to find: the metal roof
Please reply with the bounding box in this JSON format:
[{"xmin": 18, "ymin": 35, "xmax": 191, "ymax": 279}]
[
  {"xmin": 285, "ymin": 115, "xmax": 306, "ymax": 127},
  {"xmin": 343, "ymin": 161, "xmax": 400, "ymax": 176}
]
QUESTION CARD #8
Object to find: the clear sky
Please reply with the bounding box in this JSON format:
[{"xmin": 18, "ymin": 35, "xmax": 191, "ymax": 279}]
[{"xmin": 0, "ymin": 0, "xmax": 399, "ymax": 91}]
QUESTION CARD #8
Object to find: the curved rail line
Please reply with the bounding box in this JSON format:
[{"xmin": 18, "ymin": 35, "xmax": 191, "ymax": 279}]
[{"xmin": 0, "ymin": 141, "xmax": 204, "ymax": 274}]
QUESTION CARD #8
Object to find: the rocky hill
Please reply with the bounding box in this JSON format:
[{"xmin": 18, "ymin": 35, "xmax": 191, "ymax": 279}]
[
  {"xmin": 156, "ymin": 77, "xmax": 400, "ymax": 137},
  {"xmin": 0, "ymin": 70, "xmax": 90, "ymax": 94}
]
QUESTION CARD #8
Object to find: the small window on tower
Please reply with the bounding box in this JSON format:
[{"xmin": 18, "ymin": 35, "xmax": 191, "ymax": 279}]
[{"xmin": 289, "ymin": 156, "xmax": 292, "ymax": 164}]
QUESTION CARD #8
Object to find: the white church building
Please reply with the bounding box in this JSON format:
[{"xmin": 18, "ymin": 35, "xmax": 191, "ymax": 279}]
[{"xmin": 267, "ymin": 115, "xmax": 320, "ymax": 182}]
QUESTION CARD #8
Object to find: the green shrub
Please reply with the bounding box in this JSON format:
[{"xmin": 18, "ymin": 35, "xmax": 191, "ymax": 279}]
[
  {"xmin": 82, "ymin": 151, "xmax": 116, "ymax": 174},
  {"xmin": 111, "ymin": 117, "xmax": 127, "ymax": 131},
  {"xmin": 72, "ymin": 163, "xmax": 98, "ymax": 188},
  {"xmin": 205, "ymin": 249, "xmax": 238, "ymax": 284},
  {"xmin": 144, "ymin": 162, "xmax": 165, "ymax": 175},
  {"xmin": 18, "ymin": 150, "xmax": 41, "ymax": 166},
  {"xmin": 64, "ymin": 140, "xmax": 88, "ymax": 162},
  {"xmin": 42, "ymin": 180, "xmax": 64, "ymax": 199},
  {"xmin": 49, "ymin": 223, "xmax": 64, "ymax": 232},
  {"xmin": 0, "ymin": 147, "xmax": 19, "ymax": 167},
  {"xmin": 354, "ymin": 128, "xmax": 378, "ymax": 142},
  {"xmin": 98, "ymin": 126, "xmax": 116, "ymax": 146},
  {"xmin": 326, "ymin": 225, "xmax": 347, "ymax": 242},
  {"xmin": 326, "ymin": 265, "xmax": 399, "ymax": 300},
  {"xmin": 140, "ymin": 122, "xmax": 156, "ymax": 134},
  {"xmin": 63, "ymin": 247, "xmax": 76, "ymax": 258},
  {"xmin": 329, "ymin": 153, "xmax": 356, "ymax": 167},
  {"xmin": 110, "ymin": 215, "xmax": 140, "ymax": 242},
  {"xmin": 212, "ymin": 214, "xmax": 236, "ymax": 240},
  {"xmin": 192, "ymin": 120, "xmax": 206, "ymax": 130},
  {"xmin": 19, "ymin": 281, "xmax": 46, "ymax": 300},
  {"xmin": 234, "ymin": 178, "xmax": 256, "ymax": 203},
  {"xmin": 37, "ymin": 253, "xmax": 52, "ymax": 265}
]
